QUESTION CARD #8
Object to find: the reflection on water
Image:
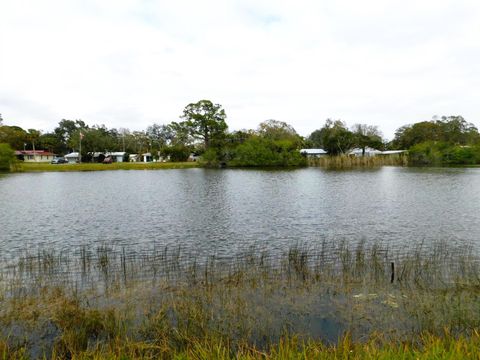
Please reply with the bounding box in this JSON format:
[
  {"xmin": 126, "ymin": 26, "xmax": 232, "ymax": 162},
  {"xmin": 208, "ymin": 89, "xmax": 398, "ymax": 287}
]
[{"xmin": 1, "ymin": 167, "xmax": 480, "ymax": 260}]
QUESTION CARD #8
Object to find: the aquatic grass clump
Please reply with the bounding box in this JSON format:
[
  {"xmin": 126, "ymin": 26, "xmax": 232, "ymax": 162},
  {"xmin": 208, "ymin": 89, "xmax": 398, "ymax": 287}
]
[
  {"xmin": 309, "ymin": 154, "xmax": 408, "ymax": 169},
  {"xmin": 1, "ymin": 240, "xmax": 480, "ymax": 358}
]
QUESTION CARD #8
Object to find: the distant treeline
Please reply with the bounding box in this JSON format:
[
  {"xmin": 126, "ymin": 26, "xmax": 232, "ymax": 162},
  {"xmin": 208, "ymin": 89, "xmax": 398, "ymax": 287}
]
[{"xmin": 1, "ymin": 103, "xmax": 480, "ymax": 169}]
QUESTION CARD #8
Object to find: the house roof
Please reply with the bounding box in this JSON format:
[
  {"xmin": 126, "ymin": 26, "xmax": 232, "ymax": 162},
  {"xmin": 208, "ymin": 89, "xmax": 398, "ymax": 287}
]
[
  {"xmin": 349, "ymin": 147, "xmax": 382, "ymax": 155},
  {"xmin": 381, "ymin": 150, "xmax": 406, "ymax": 155},
  {"xmin": 300, "ymin": 148, "xmax": 327, "ymax": 155},
  {"xmin": 65, "ymin": 152, "xmax": 80, "ymax": 158},
  {"xmin": 15, "ymin": 150, "xmax": 54, "ymax": 156}
]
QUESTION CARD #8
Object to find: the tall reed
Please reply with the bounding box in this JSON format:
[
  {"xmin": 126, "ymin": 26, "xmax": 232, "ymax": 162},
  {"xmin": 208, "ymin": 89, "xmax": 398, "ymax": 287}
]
[
  {"xmin": 309, "ymin": 154, "xmax": 408, "ymax": 169},
  {"xmin": 1, "ymin": 241, "xmax": 479, "ymax": 358}
]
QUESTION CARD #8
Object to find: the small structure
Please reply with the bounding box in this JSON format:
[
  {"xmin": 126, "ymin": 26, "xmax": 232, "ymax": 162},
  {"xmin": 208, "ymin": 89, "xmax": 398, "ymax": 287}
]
[
  {"xmin": 300, "ymin": 148, "xmax": 327, "ymax": 157},
  {"xmin": 188, "ymin": 153, "xmax": 200, "ymax": 162},
  {"xmin": 349, "ymin": 147, "xmax": 383, "ymax": 157},
  {"xmin": 65, "ymin": 152, "xmax": 80, "ymax": 163},
  {"xmin": 15, "ymin": 150, "xmax": 55, "ymax": 162},
  {"xmin": 380, "ymin": 150, "xmax": 407, "ymax": 155},
  {"xmin": 142, "ymin": 152, "xmax": 153, "ymax": 162},
  {"xmin": 105, "ymin": 152, "xmax": 126, "ymax": 163},
  {"xmin": 89, "ymin": 152, "xmax": 106, "ymax": 163},
  {"xmin": 129, "ymin": 154, "xmax": 139, "ymax": 162}
]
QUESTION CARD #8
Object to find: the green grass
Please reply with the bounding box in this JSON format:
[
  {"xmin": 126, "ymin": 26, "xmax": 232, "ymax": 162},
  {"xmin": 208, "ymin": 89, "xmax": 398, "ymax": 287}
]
[
  {"xmin": 2, "ymin": 241, "xmax": 480, "ymax": 358},
  {"xmin": 15, "ymin": 161, "xmax": 200, "ymax": 172}
]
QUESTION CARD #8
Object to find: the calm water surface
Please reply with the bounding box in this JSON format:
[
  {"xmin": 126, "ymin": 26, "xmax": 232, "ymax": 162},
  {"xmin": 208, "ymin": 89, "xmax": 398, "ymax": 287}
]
[{"xmin": 1, "ymin": 167, "xmax": 480, "ymax": 259}]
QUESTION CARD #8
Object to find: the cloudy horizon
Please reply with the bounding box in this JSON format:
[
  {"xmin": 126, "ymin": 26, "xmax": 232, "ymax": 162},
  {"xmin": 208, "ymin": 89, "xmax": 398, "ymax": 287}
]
[{"xmin": 1, "ymin": 0, "xmax": 480, "ymax": 140}]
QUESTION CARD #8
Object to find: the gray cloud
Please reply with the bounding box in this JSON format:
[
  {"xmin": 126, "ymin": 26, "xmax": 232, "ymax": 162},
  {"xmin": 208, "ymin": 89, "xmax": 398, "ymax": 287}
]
[{"xmin": 1, "ymin": 0, "xmax": 479, "ymax": 139}]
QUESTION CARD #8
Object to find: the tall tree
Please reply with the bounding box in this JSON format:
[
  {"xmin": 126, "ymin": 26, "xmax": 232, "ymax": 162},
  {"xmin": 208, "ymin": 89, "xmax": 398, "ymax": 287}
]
[
  {"xmin": 54, "ymin": 119, "xmax": 88, "ymax": 154},
  {"xmin": 257, "ymin": 119, "xmax": 303, "ymax": 147},
  {"xmin": 351, "ymin": 124, "xmax": 383, "ymax": 156},
  {"xmin": 26, "ymin": 129, "xmax": 41, "ymax": 152},
  {"xmin": 0, "ymin": 125, "xmax": 28, "ymax": 149},
  {"xmin": 308, "ymin": 119, "xmax": 354, "ymax": 155},
  {"xmin": 391, "ymin": 115, "xmax": 480, "ymax": 149},
  {"xmin": 0, "ymin": 143, "xmax": 15, "ymax": 171},
  {"xmin": 180, "ymin": 100, "xmax": 227, "ymax": 149}
]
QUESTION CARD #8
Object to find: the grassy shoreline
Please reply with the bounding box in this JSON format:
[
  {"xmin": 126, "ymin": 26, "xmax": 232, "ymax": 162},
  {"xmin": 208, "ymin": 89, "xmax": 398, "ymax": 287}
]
[
  {"xmin": 14, "ymin": 161, "xmax": 200, "ymax": 172},
  {"xmin": 2, "ymin": 241, "xmax": 480, "ymax": 358}
]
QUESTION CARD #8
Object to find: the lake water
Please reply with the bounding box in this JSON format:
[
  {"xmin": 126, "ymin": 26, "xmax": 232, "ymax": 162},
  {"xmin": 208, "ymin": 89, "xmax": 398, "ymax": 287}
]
[{"xmin": 1, "ymin": 167, "xmax": 480, "ymax": 260}]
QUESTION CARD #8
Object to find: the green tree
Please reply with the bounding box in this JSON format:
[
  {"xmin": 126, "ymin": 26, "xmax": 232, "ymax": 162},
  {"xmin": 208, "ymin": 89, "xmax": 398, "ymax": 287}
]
[
  {"xmin": 437, "ymin": 116, "xmax": 479, "ymax": 145},
  {"xmin": 26, "ymin": 129, "xmax": 41, "ymax": 152},
  {"xmin": 0, "ymin": 143, "xmax": 15, "ymax": 171},
  {"xmin": 257, "ymin": 119, "xmax": 303, "ymax": 147},
  {"xmin": 0, "ymin": 125, "xmax": 28, "ymax": 150},
  {"xmin": 308, "ymin": 119, "xmax": 354, "ymax": 155},
  {"xmin": 229, "ymin": 136, "xmax": 306, "ymax": 167},
  {"xmin": 180, "ymin": 100, "xmax": 228, "ymax": 149},
  {"xmin": 147, "ymin": 123, "xmax": 175, "ymax": 156},
  {"xmin": 160, "ymin": 143, "xmax": 191, "ymax": 162},
  {"xmin": 38, "ymin": 132, "xmax": 61, "ymax": 154},
  {"xmin": 54, "ymin": 119, "xmax": 87, "ymax": 154},
  {"xmin": 351, "ymin": 124, "xmax": 383, "ymax": 156},
  {"xmin": 390, "ymin": 116, "xmax": 480, "ymax": 150},
  {"xmin": 69, "ymin": 125, "xmax": 117, "ymax": 160}
]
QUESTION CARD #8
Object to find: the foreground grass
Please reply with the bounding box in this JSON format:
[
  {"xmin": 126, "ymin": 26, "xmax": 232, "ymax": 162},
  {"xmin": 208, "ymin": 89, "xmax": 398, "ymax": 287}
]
[
  {"xmin": 2, "ymin": 241, "xmax": 480, "ymax": 358},
  {"xmin": 15, "ymin": 161, "xmax": 199, "ymax": 172},
  {"xmin": 3, "ymin": 331, "xmax": 480, "ymax": 359}
]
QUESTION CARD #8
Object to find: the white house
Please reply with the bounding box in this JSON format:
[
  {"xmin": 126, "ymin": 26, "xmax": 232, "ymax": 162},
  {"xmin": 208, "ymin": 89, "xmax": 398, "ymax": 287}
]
[
  {"xmin": 300, "ymin": 148, "xmax": 328, "ymax": 157},
  {"xmin": 65, "ymin": 152, "xmax": 80, "ymax": 163},
  {"xmin": 142, "ymin": 152, "xmax": 153, "ymax": 162},
  {"xmin": 129, "ymin": 154, "xmax": 139, "ymax": 162},
  {"xmin": 105, "ymin": 152, "xmax": 126, "ymax": 162},
  {"xmin": 349, "ymin": 147, "xmax": 383, "ymax": 157}
]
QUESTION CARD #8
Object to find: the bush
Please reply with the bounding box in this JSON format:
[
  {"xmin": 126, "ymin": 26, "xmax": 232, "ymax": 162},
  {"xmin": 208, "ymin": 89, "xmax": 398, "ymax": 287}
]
[
  {"xmin": 0, "ymin": 143, "xmax": 15, "ymax": 171},
  {"xmin": 409, "ymin": 141, "xmax": 480, "ymax": 165},
  {"xmin": 198, "ymin": 148, "xmax": 221, "ymax": 167},
  {"xmin": 228, "ymin": 136, "xmax": 306, "ymax": 167},
  {"xmin": 160, "ymin": 144, "xmax": 191, "ymax": 162}
]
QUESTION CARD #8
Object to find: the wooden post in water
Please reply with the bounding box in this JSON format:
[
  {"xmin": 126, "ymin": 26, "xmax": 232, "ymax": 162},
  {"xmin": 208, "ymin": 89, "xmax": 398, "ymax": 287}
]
[{"xmin": 390, "ymin": 262, "xmax": 395, "ymax": 283}]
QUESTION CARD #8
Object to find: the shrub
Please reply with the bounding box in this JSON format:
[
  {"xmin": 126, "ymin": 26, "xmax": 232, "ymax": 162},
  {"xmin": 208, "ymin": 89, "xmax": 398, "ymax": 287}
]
[
  {"xmin": 409, "ymin": 141, "xmax": 480, "ymax": 165},
  {"xmin": 0, "ymin": 143, "xmax": 15, "ymax": 171},
  {"xmin": 228, "ymin": 136, "xmax": 306, "ymax": 167}
]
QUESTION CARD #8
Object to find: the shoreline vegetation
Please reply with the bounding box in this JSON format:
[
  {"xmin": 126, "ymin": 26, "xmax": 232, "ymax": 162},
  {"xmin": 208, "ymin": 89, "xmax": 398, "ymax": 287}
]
[
  {"xmin": 13, "ymin": 161, "xmax": 199, "ymax": 172},
  {"xmin": 9, "ymin": 153, "xmax": 480, "ymax": 173},
  {"xmin": 2, "ymin": 241, "xmax": 480, "ymax": 358},
  {"xmin": 307, "ymin": 153, "xmax": 408, "ymax": 169},
  {"xmin": 3, "ymin": 102, "xmax": 480, "ymax": 172}
]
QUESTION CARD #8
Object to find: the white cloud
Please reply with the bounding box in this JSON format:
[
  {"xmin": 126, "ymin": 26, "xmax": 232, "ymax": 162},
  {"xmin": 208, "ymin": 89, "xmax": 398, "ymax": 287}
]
[{"xmin": 1, "ymin": 0, "xmax": 480, "ymax": 139}]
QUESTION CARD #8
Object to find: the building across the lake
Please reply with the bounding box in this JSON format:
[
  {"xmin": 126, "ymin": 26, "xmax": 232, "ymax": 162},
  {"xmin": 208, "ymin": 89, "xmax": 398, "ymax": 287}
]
[
  {"xmin": 15, "ymin": 150, "xmax": 55, "ymax": 162},
  {"xmin": 142, "ymin": 152, "xmax": 153, "ymax": 162},
  {"xmin": 300, "ymin": 149, "xmax": 328, "ymax": 157},
  {"xmin": 105, "ymin": 152, "xmax": 126, "ymax": 162},
  {"xmin": 65, "ymin": 152, "xmax": 80, "ymax": 163},
  {"xmin": 348, "ymin": 147, "xmax": 383, "ymax": 157}
]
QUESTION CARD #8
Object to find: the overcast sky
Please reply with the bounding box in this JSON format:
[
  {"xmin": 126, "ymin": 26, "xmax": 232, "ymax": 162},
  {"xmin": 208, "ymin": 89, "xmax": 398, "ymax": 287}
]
[{"xmin": 1, "ymin": 0, "xmax": 480, "ymax": 139}]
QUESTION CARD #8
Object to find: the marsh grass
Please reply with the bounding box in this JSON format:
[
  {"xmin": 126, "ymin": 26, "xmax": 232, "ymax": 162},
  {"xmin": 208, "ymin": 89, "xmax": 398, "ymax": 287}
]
[
  {"xmin": 309, "ymin": 154, "xmax": 408, "ymax": 169},
  {"xmin": 1, "ymin": 241, "xmax": 480, "ymax": 358},
  {"xmin": 16, "ymin": 161, "xmax": 199, "ymax": 172}
]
